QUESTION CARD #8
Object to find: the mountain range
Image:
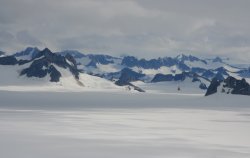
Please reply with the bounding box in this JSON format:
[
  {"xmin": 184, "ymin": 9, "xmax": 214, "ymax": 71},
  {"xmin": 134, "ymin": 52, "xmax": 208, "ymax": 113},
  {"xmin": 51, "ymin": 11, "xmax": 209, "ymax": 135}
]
[{"xmin": 0, "ymin": 47, "xmax": 249, "ymax": 95}]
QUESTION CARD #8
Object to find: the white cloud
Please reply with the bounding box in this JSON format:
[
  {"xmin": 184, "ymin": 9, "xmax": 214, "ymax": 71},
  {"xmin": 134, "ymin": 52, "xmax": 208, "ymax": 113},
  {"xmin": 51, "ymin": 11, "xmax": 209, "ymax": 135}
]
[
  {"xmin": 0, "ymin": 0, "xmax": 250, "ymax": 60},
  {"xmin": 189, "ymin": 19, "xmax": 216, "ymax": 33}
]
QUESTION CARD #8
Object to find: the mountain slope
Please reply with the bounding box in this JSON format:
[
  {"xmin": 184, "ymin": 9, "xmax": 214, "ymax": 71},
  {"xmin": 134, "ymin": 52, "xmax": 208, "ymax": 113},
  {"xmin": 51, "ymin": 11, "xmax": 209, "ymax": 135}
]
[
  {"xmin": 0, "ymin": 48, "xmax": 124, "ymax": 92},
  {"xmin": 205, "ymin": 76, "xmax": 250, "ymax": 96},
  {"xmin": 1, "ymin": 47, "xmax": 249, "ymax": 94}
]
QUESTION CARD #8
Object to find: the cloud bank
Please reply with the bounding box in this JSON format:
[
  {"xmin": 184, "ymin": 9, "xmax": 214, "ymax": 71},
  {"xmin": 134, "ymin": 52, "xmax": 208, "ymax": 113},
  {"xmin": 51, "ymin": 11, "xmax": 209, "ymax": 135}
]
[{"xmin": 0, "ymin": 0, "xmax": 250, "ymax": 60}]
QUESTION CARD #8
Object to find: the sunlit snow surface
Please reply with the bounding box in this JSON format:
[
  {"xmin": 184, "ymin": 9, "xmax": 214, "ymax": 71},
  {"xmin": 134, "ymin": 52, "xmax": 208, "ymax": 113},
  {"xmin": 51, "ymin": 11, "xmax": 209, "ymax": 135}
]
[{"xmin": 0, "ymin": 91, "xmax": 250, "ymax": 158}]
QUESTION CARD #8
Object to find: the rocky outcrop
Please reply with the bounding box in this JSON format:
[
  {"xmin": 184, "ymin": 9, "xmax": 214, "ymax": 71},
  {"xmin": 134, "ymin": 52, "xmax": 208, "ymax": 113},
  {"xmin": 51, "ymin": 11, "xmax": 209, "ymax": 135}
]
[
  {"xmin": 122, "ymin": 56, "xmax": 180, "ymax": 69},
  {"xmin": 223, "ymin": 76, "xmax": 250, "ymax": 95},
  {"xmin": 0, "ymin": 56, "xmax": 18, "ymax": 65},
  {"xmin": 115, "ymin": 68, "xmax": 145, "ymax": 86},
  {"xmin": 152, "ymin": 72, "xmax": 203, "ymax": 83},
  {"xmin": 205, "ymin": 78, "xmax": 221, "ymax": 96},
  {"xmin": 0, "ymin": 51, "xmax": 5, "ymax": 56},
  {"xmin": 48, "ymin": 65, "xmax": 61, "ymax": 82},
  {"xmin": 20, "ymin": 48, "xmax": 79, "ymax": 82},
  {"xmin": 115, "ymin": 68, "xmax": 145, "ymax": 92},
  {"xmin": 205, "ymin": 76, "xmax": 250, "ymax": 96},
  {"xmin": 151, "ymin": 74, "xmax": 173, "ymax": 82},
  {"xmin": 152, "ymin": 72, "xmax": 208, "ymax": 90},
  {"xmin": 199, "ymin": 83, "xmax": 207, "ymax": 90}
]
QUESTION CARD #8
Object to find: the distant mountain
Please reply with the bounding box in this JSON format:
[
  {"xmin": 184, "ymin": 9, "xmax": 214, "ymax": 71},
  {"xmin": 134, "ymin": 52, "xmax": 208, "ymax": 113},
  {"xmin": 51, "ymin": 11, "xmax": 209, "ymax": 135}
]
[
  {"xmin": 0, "ymin": 55, "xmax": 18, "ymax": 65},
  {"xmin": 19, "ymin": 48, "xmax": 80, "ymax": 82},
  {"xmin": 0, "ymin": 47, "xmax": 250, "ymax": 93},
  {"xmin": 0, "ymin": 51, "xmax": 5, "ymax": 56},
  {"xmin": 0, "ymin": 48, "xmax": 81, "ymax": 83},
  {"xmin": 238, "ymin": 68, "xmax": 250, "ymax": 78},
  {"xmin": 14, "ymin": 47, "xmax": 40, "ymax": 61},
  {"xmin": 57, "ymin": 50, "xmax": 120, "ymax": 68},
  {"xmin": 212, "ymin": 56, "xmax": 223, "ymax": 63},
  {"xmin": 115, "ymin": 68, "xmax": 145, "ymax": 86},
  {"xmin": 175, "ymin": 54, "xmax": 207, "ymax": 64},
  {"xmin": 151, "ymin": 72, "xmax": 208, "ymax": 90},
  {"xmin": 58, "ymin": 50, "xmax": 86, "ymax": 58},
  {"xmin": 121, "ymin": 56, "xmax": 177, "ymax": 69},
  {"xmin": 205, "ymin": 76, "xmax": 250, "ymax": 96}
]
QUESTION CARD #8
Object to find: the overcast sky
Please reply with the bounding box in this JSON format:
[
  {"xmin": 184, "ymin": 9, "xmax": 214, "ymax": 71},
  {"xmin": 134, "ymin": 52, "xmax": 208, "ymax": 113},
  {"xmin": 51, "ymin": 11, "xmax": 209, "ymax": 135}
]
[{"xmin": 0, "ymin": 0, "xmax": 250, "ymax": 60}]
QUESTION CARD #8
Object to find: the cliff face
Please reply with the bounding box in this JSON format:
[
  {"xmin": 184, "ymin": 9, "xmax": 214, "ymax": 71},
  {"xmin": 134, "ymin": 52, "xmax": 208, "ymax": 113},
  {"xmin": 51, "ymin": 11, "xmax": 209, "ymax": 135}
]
[{"xmin": 205, "ymin": 76, "xmax": 250, "ymax": 96}]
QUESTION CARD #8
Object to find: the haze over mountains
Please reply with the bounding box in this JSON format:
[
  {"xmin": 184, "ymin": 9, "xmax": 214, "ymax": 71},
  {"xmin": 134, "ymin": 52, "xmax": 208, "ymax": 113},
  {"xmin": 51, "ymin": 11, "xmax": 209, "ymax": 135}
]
[{"xmin": 0, "ymin": 47, "xmax": 249, "ymax": 95}]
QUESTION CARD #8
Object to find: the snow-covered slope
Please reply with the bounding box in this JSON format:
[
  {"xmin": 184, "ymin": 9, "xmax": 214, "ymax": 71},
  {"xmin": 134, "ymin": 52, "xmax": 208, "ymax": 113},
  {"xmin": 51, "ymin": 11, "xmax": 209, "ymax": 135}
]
[
  {"xmin": 0, "ymin": 64, "xmax": 124, "ymax": 92},
  {"xmin": 0, "ymin": 48, "xmax": 125, "ymax": 92},
  {"xmin": 59, "ymin": 51, "xmax": 249, "ymax": 89},
  {"xmin": 1, "ymin": 47, "xmax": 250, "ymax": 94},
  {"xmin": 0, "ymin": 90, "xmax": 250, "ymax": 158},
  {"xmin": 133, "ymin": 79, "xmax": 205, "ymax": 95}
]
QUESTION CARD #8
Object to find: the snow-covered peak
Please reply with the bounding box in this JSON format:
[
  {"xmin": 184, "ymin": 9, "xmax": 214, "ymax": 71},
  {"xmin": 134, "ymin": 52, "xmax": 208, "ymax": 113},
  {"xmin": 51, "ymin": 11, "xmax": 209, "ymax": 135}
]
[
  {"xmin": 58, "ymin": 50, "xmax": 86, "ymax": 58},
  {"xmin": 175, "ymin": 54, "xmax": 187, "ymax": 60},
  {"xmin": 1, "ymin": 47, "xmax": 250, "ymax": 94},
  {"xmin": 212, "ymin": 56, "xmax": 223, "ymax": 63},
  {"xmin": 15, "ymin": 47, "xmax": 40, "ymax": 61}
]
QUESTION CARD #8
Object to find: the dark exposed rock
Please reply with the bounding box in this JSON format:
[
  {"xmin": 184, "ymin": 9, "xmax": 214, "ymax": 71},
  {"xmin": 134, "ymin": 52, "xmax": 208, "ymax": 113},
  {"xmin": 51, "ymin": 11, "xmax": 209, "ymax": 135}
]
[
  {"xmin": 115, "ymin": 68, "xmax": 145, "ymax": 86},
  {"xmin": 215, "ymin": 67, "xmax": 229, "ymax": 76},
  {"xmin": 0, "ymin": 56, "xmax": 18, "ymax": 65},
  {"xmin": 177, "ymin": 62, "xmax": 190, "ymax": 71},
  {"xmin": 205, "ymin": 76, "xmax": 250, "ymax": 96},
  {"xmin": 88, "ymin": 54, "xmax": 115, "ymax": 65},
  {"xmin": 192, "ymin": 77, "xmax": 200, "ymax": 82},
  {"xmin": 121, "ymin": 56, "xmax": 140, "ymax": 67},
  {"xmin": 214, "ymin": 72, "xmax": 225, "ymax": 81},
  {"xmin": 48, "ymin": 65, "xmax": 61, "ymax": 82},
  {"xmin": 0, "ymin": 51, "xmax": 5, "ymax": 56},
  {"xmin": 174, "ymin": 73, "xmax": 186, "ymax": 81},
  {"xmin": 14, "ymin": 47, "xmax": 40, "ymax": 60},
  {"xmin": 202, "ymin": 70, "xmax": 215, "ymax": 79},
  {"xmin": 65, "ymin": 54, "xmax": 79, "ymax": 79},
  {"xmin": 121, "ymin": 56, "xmax": 176, "ymax": 69},
  {"xmin": 191, "ymin": 67, "xmax": 207, "ymax": 74},
  {"xmin": 58, "ymin": 50, "xmax": 120, "ymax": 68},
  {"xmin": 85, "ymin": 54, "xmax": 117, "ymax": 67},
  {"xmin": 151, "ymin": 72, "xmax": 208, "ymax": 90},
  {"xmin": 58, "ymin": 50, "xmax": 86, "ymax": 58},
  {"xmin": 199, "ymin": 83, "xmax": 207, "ymax": 90},
  {"xmin": 175, "ymin": 54, "xmax": 207, "ymax": 64},
  {"xmin": 114, "ymin": 68, "xmax": 145, "ymax": 92},
  {"xmin": 18, "ymin": 60, "xmax": 31, "ymax": 65},
  {"xmin": 20, "ymin": 58, "xmax": 48, "ymax": 78},
  {"xmin": 223, "ymin": 76, "xmax": 250, "ymax": 95},
  {"xmin": 121, "ymin": 54, "xmax": 209, "ymax": 71},
  {"xmin": 20, "ymin": 48, "xmax": 79, "ymax": 82},
  {"xmin": 151, "ymin": 74, "xmax": 173, "ymax": 82},
  {"xmin": 161, "ymin": 57, "xmax": 177, "ymax": 67},
  {"xmin": 151, "ymin": 72, "xmax": 208, "ymax": 89},
  {"xmin": 205, "ymin": 78, "xmax": 221, "ymax": 96},
  {"xmin": 213, "ymin": 57, "xmax": 223, "ymax": 63}
]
